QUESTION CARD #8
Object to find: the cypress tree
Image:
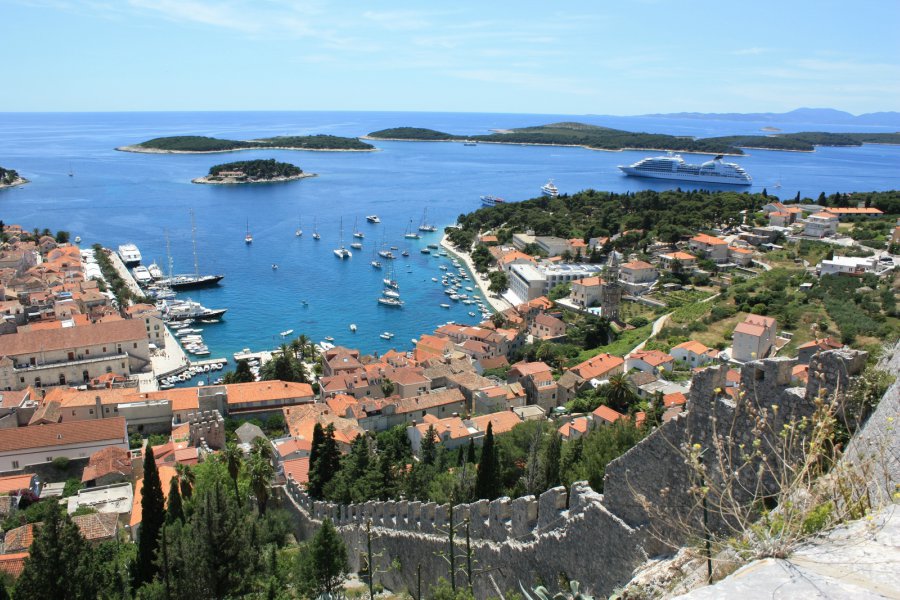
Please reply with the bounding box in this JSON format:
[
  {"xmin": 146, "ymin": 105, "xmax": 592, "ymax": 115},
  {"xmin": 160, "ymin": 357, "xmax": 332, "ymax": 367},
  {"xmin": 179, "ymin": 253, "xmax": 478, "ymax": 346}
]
[
  {"xmin": 167, "ymin": 477, "xmax": 184, "ymax": 524},
  {"xmin": 475, "ymin": 422, "xmax": 500, "ymax": 500},
  {"xmin": 135, "ymin": 446, "xmax": 165, "ymax": 587},
  {"xmin": 310, "ymin": 424, "xmax": 340, "ymax": 498},
  {"xmin": 307, "ymin": 423, "xmax": 325, "ymax": 498},
  {"xmin": 542, "ymin": 430, "xmax": 562, "ymax": 490},
  {"xmin": 466, "ymin": 438, "xmax": 477, "ymax": 464},
  {"xmin": 299, "ymin": 518, "xmax": 349, "ymax": 598},
  {"xmin": 420, "ymin": 424, "xmax": 437, "ymax": 465},
  {"xmin": 15, "ymin": 503, "xmax": 97, "ymax": 599}
]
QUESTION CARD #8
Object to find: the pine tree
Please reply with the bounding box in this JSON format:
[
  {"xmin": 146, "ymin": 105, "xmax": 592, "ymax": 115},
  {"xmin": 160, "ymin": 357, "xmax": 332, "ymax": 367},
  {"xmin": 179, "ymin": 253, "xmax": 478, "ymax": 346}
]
[
  {"xmin": 167, "ymin": 477, "xmax": 184, "ymax": 524},
  {"xmin": 475, "ymin": 422, "xmax": 500, "ymax": 500},
  {"xmin": 542, "ymin": 430, "xmax": 562, "ymax": 490},
  {"xmin": 309, "ymin": 424, "xmax": 340, "ymax": 499},
  {"xmin": 299, "ymin": 518, "xmax": 349, "ymax": 598},
  {"xmin": 135, "ymin": 446, "xmax": 165, "ymax": 587},
  {"xmin": 421, "ymin": 424, "xmax": 437, "ymax": 465},
  {"xmin": 15, "ymin": 503, "xmax": 97, "ymax": 599}
]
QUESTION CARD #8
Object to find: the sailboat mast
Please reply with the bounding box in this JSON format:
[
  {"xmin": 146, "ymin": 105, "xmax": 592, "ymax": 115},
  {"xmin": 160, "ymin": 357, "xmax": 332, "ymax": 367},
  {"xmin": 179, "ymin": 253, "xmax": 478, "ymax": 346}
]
[
  {"xmin": 191, "ymin": 209, "xmax": 200, "ymax": 277},
  {"xmin": 165, "ymin": 229, "xmax": 173, "ymax": 280}
]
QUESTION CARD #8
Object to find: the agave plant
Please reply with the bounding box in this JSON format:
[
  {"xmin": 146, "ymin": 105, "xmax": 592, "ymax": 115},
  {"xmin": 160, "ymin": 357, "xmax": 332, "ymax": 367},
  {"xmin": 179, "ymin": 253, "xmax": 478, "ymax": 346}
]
[{"xmin": 519, "ymin": 580, "xmax": 594, "ymax": 600}]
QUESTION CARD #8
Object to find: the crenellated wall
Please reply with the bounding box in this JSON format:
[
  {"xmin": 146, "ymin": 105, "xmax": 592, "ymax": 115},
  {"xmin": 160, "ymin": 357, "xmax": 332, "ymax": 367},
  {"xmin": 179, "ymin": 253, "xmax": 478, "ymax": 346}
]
[{"xmin": 278, "ymin": 349, "xmax": 869, "ymax": 597}]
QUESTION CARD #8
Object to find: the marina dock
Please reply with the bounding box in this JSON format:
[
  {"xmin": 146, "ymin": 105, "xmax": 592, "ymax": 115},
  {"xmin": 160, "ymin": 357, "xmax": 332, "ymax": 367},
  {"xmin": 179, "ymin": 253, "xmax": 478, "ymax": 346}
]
[{"xmin": 107, "ymin": 248, "xmax": 144, "ymax": 298}]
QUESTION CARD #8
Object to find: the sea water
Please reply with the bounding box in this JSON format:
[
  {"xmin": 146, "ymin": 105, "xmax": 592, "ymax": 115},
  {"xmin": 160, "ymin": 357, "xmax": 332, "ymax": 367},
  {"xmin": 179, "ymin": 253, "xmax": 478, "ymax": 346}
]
[{"xmin": 1, "ymin": 111, "xmax": 899, "ymax": 360}]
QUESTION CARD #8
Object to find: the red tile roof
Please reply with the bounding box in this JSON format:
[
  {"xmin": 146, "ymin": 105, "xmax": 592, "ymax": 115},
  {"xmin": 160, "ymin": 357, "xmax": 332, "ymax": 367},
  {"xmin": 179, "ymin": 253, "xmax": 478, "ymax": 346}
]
[
  {"xmin": 0, "ymin": 552, "xmax": 27, "ymax": 579},
  {"xmin": 0, "ymin": 474, "xmax": 35, "ymax": 495},
  {"xmin": 81, "ymin": 446, "xmax": 133, "ymax": 483},
  {"xmin": 469, "ymin": 411, "xmax": 522, "ymax": 436},
  {"xmin": 691, "ymin": 234, "xmax": 727, "ymax": 246},
  {"xmin": 3, "ymin": 524, "xmax": 37, "ymax": 552},
  {"xmin": 283, "ymin": 457, "xmax": 310, "ymax": 486},
  {"xmin": 629, "ymin": 350, "xmax": 674, "ymax": 367},
  {"xmin": 0, "ymin": 319, "xmax": 145, "ymax": 356},
  {"xmin": 570, "ymin": 353, "xmax": 624, "ymax": 381},
  {"xmin": 663, "ymin": 392, "xmax": 687, "ymax": 408},
  {"xmin": 72, "ymin": 511, "xmax": 118, "ymax": 541},
  {"xmin": 0, "ymin": 417, "xmax": 126, "ymax": 452},
  {"xmin": 592, "ymin": 405, "xmax": 624, "ymax": 424}
]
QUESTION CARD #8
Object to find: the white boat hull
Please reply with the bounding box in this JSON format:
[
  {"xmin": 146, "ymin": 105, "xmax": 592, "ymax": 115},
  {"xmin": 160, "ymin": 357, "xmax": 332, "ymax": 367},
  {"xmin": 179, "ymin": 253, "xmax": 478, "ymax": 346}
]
[{"xmin": 619, "ymin": 166, "xmax": 752, "ymax": 186}]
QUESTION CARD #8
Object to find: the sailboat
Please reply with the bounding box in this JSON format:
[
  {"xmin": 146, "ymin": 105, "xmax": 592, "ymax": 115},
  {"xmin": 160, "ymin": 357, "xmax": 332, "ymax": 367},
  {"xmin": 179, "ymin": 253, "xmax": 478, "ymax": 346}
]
[
  {"xmin": 245, "ymin": 220, "xmax": 253, "ymax": 244},
  {"xmin": 378, "ymin": 265, "xmax": 403, "ymax": 307},
  {"xmin": 370, "ymin": 245, "xmax": 382, "ymax": 269},
  {"xmin": 382, "ymin": 263, "xmax": 399, "ymax": 289},
  {"xmin": 295, "ymin": 216, "xmax": 303, "ymax": 237},
  {"xmin": 68, "ymin": 162, "xmax": 74, "ymax": 177},
  {"xmin": 157, "ymin": 213, "xmax": 224, "ymax": 290},
  {"xmin": 353, "ymin": 217, "xmax": 364, "ymax": 239},
  {"xmin": 312, "ymin": 217, "xmax": 321, "ymax": 240},
  {"xmin": 333, "ymin": 217, "xmax": 352, "ymax": 259},
  {"xmin": 404, "ymin": 219, "xmax": 421, "ymax": 239},
  {"xmin": 418, "ymin": 208, "xmax": 437, "ymax": 232}
]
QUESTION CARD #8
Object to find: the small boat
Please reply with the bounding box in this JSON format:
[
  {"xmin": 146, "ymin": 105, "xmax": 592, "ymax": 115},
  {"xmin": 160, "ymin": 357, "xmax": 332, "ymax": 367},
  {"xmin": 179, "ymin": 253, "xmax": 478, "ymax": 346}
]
[
  {"xmin": 428, "ymin": 244, "xmax": 439, "ymax": 250},
  {"xmin": 245, "ymin": 220, "xmax": 253, "ymax": 244},
  {"xmin": 295, "ymin": 216, "xmax": 303, "ymax": 237},
  {"xmin": 390, "ymin": 246, "xmax": 399, "ymax": 251},
  {"xmin": 420, "ymin": 248, "xmax": 431, "ymax": 254},
  {"xmin": 366, "ymin": 215, "xmax": 380, "ymax": 223},
  {"xmin": 350, "ymin": 324, "xmax": 357, "ymax": 332},
  {"xmin": 272, "ymin": 264, "xmax": 278, "ymax": 270},
  {"xmin": 324, "ymin": 336, "xmax": 335, "ymax": 342},
  {"xmin": 541, "ymin": 179, "xmax": 559, "ymax": 198},
  {"xmin": 380, "ymin": 331, "xmax": 394, "ymax": 340},
  {"xmin": 463, "ymin": 140, "xmax": 477, "ymax": 146},
  {"xmin": 313, "ymin": 217, "xmax": 321, "ymax": 240},
  {"xmin": 378, "ymin": 297, "xmax": 404, "ymax": 307},
  {"xmin": 468, "ymin": 311, "xmax": 477, "ymax": 317},
  {"xmin": 371, "ymin": 260, "xmax": 382, "ymax": 269},
  {"xmin": 74, "ymin": 236, "xmax": 82, "ymax": 244},
  {"xmin": 401, "ymin": 250, "xmax": 410, "ymax": 257},
  {"xmin": 440, "ymin": 303, "xmax": 450, "ymax": 309},
  {"xmin": 382, "ymin": 289, "xmax": 401, "ymax": 299},
  {"xmin": 353, "ymin": 217, "xmax": 364, "ymax": 239},
  {"xmin": 383, "ymin": 278, "xmax": 399, "ymax": 289},
  {"xmin": 350, "ymin": 242, "xmax": 363, "ymax": 250},
  {"xmin": 432, "ymin": 277, "xmax": 438, "ymax": 282},
  {"xmin": 280, "ymin": 329, "xmax": 294, "ymax": 337},
  {"xmin": 480, "ymin": 195, "xmax": 505, "ymax": 206},
  {"xmin": 378, "ymin": 249, "xmax": 395, "ymax": 259}
]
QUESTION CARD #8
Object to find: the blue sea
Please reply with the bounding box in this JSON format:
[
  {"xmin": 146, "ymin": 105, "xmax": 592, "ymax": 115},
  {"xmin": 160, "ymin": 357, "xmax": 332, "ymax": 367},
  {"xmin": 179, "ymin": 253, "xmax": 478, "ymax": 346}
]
[{"xmin": 1, "ymin": 111, "xmax": 899, "ymax": 362}]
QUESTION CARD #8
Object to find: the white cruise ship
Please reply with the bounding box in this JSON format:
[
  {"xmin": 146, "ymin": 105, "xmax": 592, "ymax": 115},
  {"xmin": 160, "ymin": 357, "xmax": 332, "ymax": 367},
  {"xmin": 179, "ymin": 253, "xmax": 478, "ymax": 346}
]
[
  {"xmin": 117, "ymin": 243, "xmax": 142, "ymax": 266},
  {"xmin": 619, "ymin": 153, "xmax": 752, "ymax": 186}
]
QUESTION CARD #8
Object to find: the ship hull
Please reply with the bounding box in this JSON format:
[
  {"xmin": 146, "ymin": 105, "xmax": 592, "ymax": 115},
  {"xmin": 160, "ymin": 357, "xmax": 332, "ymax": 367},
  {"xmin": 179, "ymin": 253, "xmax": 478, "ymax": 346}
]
[
  {"xmin": 160, "ymin": 274, "xmax": 224, "ymax": 290},
  {"xmin": 619, "ymin": 167, "xmax": 751, "ymax": 186}
]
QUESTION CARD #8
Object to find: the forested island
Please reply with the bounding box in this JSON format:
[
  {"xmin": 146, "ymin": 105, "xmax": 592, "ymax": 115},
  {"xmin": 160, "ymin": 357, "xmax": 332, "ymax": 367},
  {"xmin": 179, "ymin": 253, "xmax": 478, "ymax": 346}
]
[
  {"xmin": 0, "ymin": 166, "xmax": 28, "ymax": 189},
  {"xmin": 192, "ymin": 159, "xmax": 314, "ymax": 185},
  {"xmin": 118, "ymin": 134, "xmax": 375, "ymax": 153},
  {"xmin": 366, "ymin": 122, "xmax": 900, "ymax": 154}
]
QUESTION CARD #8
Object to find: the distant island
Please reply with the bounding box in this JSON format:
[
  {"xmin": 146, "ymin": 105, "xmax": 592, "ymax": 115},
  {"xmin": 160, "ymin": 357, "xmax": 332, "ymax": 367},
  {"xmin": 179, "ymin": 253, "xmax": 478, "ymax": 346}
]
[
  {"xmin": 0, "ymin": 166, "xmax": 28, "ymax": 189},
  {"xmin": 118, "ymin": 134, "xmax": 375, "ymax": 154},
  {"xmin": 366, "ymin": 122, "xmax": 900, "ymax": 154},
  {"xmin": 641, "ymin": 107, "xmax": 900, "ymax": 127},
  {"xmin": 191, "ymin": 159, "xmax": 315, "ymax": 185}
]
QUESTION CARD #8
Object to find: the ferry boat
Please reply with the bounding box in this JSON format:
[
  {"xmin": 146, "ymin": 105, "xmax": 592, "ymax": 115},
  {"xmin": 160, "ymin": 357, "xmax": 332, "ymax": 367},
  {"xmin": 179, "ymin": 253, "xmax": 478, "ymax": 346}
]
[
  {"xmin": 118, "ymin": 244, "xmax": 142, "ymax": 266},
  {"xmin": 366, "ymin": 215, "xmax": 380, "ymax": 223},
  {"xmin": 480, "ymin": 195, "xmax": 505, "ymax": 206},
  {"xmin": 618, "ymin": 153, "xmax": 752, "ymax": 186},
  {"xmin": 541, "ymin": 179, "xmax": 559, "ymax": 198}
]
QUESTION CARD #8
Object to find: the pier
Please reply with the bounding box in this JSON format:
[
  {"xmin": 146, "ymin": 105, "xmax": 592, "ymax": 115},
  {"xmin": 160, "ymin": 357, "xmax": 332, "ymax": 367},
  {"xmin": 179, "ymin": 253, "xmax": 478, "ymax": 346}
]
[{"xmin": 107, "ymin": 248, "xmax": 144, "ymax": 299}]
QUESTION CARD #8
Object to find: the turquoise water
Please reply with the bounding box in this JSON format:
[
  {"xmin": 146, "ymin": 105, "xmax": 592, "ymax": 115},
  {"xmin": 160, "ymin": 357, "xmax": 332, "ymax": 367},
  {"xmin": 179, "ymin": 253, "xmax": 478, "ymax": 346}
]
[{"xmin": 1, "ymin": 111, "xmax": 899, "ymax": 361}]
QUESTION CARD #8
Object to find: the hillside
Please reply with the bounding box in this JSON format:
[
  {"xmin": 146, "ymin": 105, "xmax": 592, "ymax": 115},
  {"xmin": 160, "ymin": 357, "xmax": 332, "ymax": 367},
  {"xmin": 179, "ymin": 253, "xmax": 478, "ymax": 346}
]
[
  {"xmin": 118, "ymin": 134, "xmax": 374, "ymax": 153},
  {"xmin": 0, "ymin": 166, "xmax": 27, "ymax": 188}
]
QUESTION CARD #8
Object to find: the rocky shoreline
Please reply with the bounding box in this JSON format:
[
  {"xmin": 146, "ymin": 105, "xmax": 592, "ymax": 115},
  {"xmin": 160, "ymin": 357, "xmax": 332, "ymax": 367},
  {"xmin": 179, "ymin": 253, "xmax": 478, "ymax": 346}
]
[
  {"xmin": 0, "ymin": 177, "xmax": 29, "ymax": 190},
  {"xmin": 191, "ymin": 172, "xmax": 317, "ymax": 185}
]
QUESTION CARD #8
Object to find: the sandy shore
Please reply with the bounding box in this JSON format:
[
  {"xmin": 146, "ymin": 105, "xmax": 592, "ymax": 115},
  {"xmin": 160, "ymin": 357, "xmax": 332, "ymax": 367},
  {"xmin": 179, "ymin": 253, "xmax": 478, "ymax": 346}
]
[
  {"xmin": 0, "ymin": 177, "xmax": 29, "ymax": 190},
  {"xmin": 440, "ymin": 233, "xmax": 513, "ymax": 314},
  {"xmin": 191, "ymin": 172, "xmax": 317, "ymax": 185},
  {"xmin": 116, "ymin": 145, "xmax": 376, "ymax": 154}
]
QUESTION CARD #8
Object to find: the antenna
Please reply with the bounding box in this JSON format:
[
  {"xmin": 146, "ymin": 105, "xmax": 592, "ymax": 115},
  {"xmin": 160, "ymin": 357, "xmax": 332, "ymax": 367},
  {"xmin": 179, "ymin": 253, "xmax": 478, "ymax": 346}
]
[
  {"xmin": 191, "ymin": 209, "xmax": 199, "ymax": 277},
  {"xmin": 165, "ymin": 229, "xmax": 173, "ymax": 280}
]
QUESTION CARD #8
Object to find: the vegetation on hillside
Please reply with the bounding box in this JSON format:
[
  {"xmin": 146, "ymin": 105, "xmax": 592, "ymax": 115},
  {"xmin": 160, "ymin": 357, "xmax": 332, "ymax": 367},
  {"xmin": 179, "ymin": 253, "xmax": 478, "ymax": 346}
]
[
  {"xmin": 206, "ymin": 159, "xmax": 304, "ymax": 181},
  {"xmin": 131, "ymin": 134, "xmax": 373, "ymax": 152},
  {"xmin": 0, "ymin": 166, "xmax": 23, "ymax": 185},
  {"xmin": 368, "ymin": 122, "xmax": 900, "ymax": 154}
]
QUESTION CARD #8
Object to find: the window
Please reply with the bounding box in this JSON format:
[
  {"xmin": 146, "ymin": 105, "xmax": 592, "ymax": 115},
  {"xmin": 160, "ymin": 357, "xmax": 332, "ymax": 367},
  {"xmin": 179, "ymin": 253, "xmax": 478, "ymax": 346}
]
[
  {"xmin": 85, "ymin": 349, "xmax": 90, "ymax": 355},
  {"xmin": 58, "ymin": 374, "xmax": 66, "ymax": 385},
  {"xmin": 89, "ymin": 409, "xmax": 94, "ymax": 414},
  {"xmin": 133, "ymin": 343, "xmax": 138, "ymax": 349},
  {"xmin": 11, "ymin": 461, "xmax": 18, "ymax": 469},
  {"xmin": 102, "ymin": 347, "xmax": 106, "ymax": 353}
]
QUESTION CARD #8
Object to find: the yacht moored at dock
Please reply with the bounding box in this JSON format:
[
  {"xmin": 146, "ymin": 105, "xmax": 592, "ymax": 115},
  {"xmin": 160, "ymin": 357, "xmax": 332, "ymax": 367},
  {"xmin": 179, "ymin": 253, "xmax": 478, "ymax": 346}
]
[
  {"xmin": 132, "ymin": 266, "xmax": 153, "ymax": 285},
  {"xmin": 118, "ymin": 243, "xmax": 142, "ymax": 267},
  {"xmin": 159, "ymin": 299, "xmax": 227, "ymax": 321}
]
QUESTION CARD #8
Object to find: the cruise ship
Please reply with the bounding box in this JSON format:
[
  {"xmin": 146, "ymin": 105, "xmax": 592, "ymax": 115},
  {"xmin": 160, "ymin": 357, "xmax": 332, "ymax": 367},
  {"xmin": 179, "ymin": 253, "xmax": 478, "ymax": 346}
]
[
  {"xmin": 541, "ymin": 179, "xmax": 559, "ymax": 198},
  {"xmin": 117, "ymin": 243, "xmax": 142, "ymax": 267},
  {"xmin": 619, "ymin": 153, "xmax": 752, "ymax": 186},
  {"xmin": 480, "ymin": 195, "xmax": 505, "ymax": 206}
]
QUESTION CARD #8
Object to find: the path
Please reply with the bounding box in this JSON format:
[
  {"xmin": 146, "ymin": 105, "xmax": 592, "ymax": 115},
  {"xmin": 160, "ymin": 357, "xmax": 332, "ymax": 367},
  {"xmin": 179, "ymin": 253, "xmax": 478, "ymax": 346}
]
[
  {"xmin": 631, "ymin": 293, "xmax": 721, "ymax": 354},
  {"xmin": 106, "ymin": 249, "xmax": 143, "ymax": 299}
]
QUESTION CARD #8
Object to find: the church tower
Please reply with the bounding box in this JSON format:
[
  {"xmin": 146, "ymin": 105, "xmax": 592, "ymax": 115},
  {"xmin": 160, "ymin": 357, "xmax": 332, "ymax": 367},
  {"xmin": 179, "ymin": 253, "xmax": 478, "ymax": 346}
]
[{"xmin": 602, "ymin": 252, "xmax": 623, "ymax": 323}]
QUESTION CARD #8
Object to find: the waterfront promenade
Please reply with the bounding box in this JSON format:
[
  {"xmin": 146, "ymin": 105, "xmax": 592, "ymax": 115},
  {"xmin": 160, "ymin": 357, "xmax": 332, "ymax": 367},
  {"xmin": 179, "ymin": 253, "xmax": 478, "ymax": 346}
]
[
  {"xmin": 108, "ymin": 250, "xmax": 143, "ymax": 298},
  {"xmin": 440, "ymin": 234, "xmax": 512, "ymax": 314}
]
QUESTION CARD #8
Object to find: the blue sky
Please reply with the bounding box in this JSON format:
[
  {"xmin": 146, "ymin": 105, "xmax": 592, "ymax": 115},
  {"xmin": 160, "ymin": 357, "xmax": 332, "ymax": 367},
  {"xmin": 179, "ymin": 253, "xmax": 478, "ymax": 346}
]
[{"xmin": 3, "ymin": 0, "xmax": 898, "ymax": 114}]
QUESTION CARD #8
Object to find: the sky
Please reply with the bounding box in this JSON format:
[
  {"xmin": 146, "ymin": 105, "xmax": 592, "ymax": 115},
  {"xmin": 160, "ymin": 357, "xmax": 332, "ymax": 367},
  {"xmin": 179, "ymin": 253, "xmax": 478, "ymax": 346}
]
[{"xmin": 2, "ymin": 0, "xmax": 898, "ymax": 114}]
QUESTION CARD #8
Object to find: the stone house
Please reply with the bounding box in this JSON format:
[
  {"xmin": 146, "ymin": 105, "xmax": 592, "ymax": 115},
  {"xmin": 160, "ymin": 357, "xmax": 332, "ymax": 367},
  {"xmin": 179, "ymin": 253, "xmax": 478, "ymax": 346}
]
[
  {"xmin": 625, "ymin": 350, "xmax": 675, "ymax": 375},
  {"xmin": 530, "ymin": 313, "xmax": 566, "ymax": 341},
  {"xmin": 804, "ymin": 212, "xmax": 839, "ymax": 238},
  {"xmin": 507, "ymin": 361, "xmax": 558, "ymax": 410},
  {"xmin": 688, "ymin": 234, "xmax": 729, "ymax": 264},
  {"xmin": 570, "ymin": 276, "xmax": 604, "ymax": 308},
  {"xmin": 670, "ymin": 340, "xmax": 718, "ymax": 368},
  {"xmin": 0, "ymin": 416, "xmax": 128, "ymax": 472},
  {"xmin": 732, "ymin": 314, "xmax": 777, "ymax": 362}
]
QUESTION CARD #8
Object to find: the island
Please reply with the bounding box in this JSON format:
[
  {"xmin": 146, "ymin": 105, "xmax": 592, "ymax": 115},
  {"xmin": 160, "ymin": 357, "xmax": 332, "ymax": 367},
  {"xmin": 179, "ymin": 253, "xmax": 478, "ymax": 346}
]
[
  {"xmin": 366, "ymin": 122, "xmax": 900, "ymax": 154},
  {"xmin": 0, "ymin": 166, "xmax": 28, "ymax": 189},
  {"xmin": 191, "ymin": 159, "xmax": 315, "ymax": 185},
  {"xmin": 117, "ymin": 134, "xmax": 375, "ymax": 153}
]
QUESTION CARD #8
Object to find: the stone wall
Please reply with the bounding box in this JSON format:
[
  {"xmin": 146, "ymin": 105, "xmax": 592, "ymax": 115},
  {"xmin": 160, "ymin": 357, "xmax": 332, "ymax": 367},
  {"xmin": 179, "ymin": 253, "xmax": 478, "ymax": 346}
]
[{"xmin": 278, "ymin": 350, "xmax": 870, "ymax": 597}]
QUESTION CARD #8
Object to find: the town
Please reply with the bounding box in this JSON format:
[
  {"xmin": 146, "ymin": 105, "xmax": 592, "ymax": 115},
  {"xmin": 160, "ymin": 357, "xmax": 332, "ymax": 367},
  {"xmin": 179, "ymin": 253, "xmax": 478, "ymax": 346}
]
[{"xmin": 0, "ymin": 185, "xmax": 897, "ymax": 596}]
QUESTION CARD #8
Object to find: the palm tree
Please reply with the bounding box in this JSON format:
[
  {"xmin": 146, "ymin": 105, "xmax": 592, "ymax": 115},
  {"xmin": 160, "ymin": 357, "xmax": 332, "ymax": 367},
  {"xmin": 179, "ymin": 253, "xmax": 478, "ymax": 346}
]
[
  {"xmin": 248, "ymin": 453, "xmax": 275, "ymax": 515},
  {"xmin": 251, "ymin": 437, "xmax": 274, "ymax": 461},
  {"xmin": 603, "ymin": 373, "xmax": 636, "ymax": 413},
  {"xmin": 297, "ymin": 334, "xmax": 310, "ymax": 360},
  {"xmin": 223, "ymin": 442, "xmax": 243, "ymax": 507},
  {"xmin": 175, "ymin": 463, "xmax": 195, "ymax": 499}
]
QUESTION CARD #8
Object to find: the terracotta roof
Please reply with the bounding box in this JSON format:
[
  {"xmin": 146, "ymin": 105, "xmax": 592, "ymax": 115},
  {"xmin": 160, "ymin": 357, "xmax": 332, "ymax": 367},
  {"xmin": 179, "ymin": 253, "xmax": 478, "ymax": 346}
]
[
  {"xmin": 592, "ymin": 405, "xmax": 624, "ymax": 424},
  {"xmin": 139, "ymin": 387, "xmax": 199, "ymax": 413},
  {"xmin": 0, "ymin": 319, "xmax": 145, "ymax": 357},
  {"xmin": 0, "ymin": 474, "xmax": 34, "ymax": 495},
  {"xmin": 558, "ymin": 416, "xmax": 591, "ymax": 438},
  {"xmin": 509, "ymin": 361, "xmax": 553, "ymax": 378},
  {"xmin": 792, "ymin": 364, "xmax": 810, "ymax": 384},
  {"xmin": 662, "ymin": 251, "xmax": 696, "ymax": 261},
  {"xmin": 0, "ymin": 388, "xmax": 33, "ymax": 409},
  {"xmin": 325, "ymin": 394, "xmax": 358, "ymax": 417},
  {"xmin": 415, "ymin": 416, "xmax": 470, "ymax": 443},
  {"xmin": 393, "ymin": 388, "xmax": 465, "ymax": 414},
  {"xmin": 622, "ymin": 260, "xmax": 654, "ymax": 270},
  {"xmin": 469, "ymin": 411, "xmax": 521, "ymax": 436},
  {"xmin": 27, "ymin": 401, "xmax": 61, "ymax": 425},
  {"xmin": 283, "ymin": 457, "xmax": 310, "ymax": 485},
  {"xmin": 822, "ymin": 207, "xmax": 883, "ymax": 215},
  {"xmin": 225, "ymin": 380, "xmax": 314, "ymax": 405},
  {"xmin": 734, "ymin": 322, "xmax": 765, "ymax": 337},
  {"xmin": 629, "ymin": 350, "xmax": 674, "ymax": 367},
  {"xmin": 276, "ymin": 438, "xmax": 311, "ymax": 457},
  {"xmin": 691, "ymin": 234, "xmax": 727, "ymax": 246},
  {"xmin": 571, "ymin": 276, "xmax": 604, "ymax": 287},
  {"xmin": 797, "ymin": 337, "xmax": 842, "ymax": 351},
  {"xmin": 570, "ymin": 353, "xmax": 624, "ymax": 381},
  {"xmin": 3, "ymin": 524, "xmax": 36, "ymax": 552},
  {"xmin": 729, "ymin": 246, "xmax": 753, "ymax": 255},
  {"xmin": 81, "ymin": 446, "xmax": 133, "ymax": 483},
  {"xmin": 663, "ymin": 392, "xmax": 687, "ymax": 408},
  {"xmin": 498, "ymin": 251, "xmax": 536, "ymax": 266},
  {"xmin": 0, "ymin": 552, "xmax": 27, "ymax": 579},
  {"xmin": 478, "ymin": 355, "xmax": 509, "ymax": 371},
  {"xmin": 809, "ymin": 211, "xmax": 838, "ymax": 219},
  {"xmin": 72, "ymin": 511, "xmax": 118, "ymax": 541},
  {"xmin": 673, "ymin": 340, "xmax": 711, "ymax": 355},
  {"xmin": 0, "ymin": 417, "xmax": 126, "ymax": 452}
]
